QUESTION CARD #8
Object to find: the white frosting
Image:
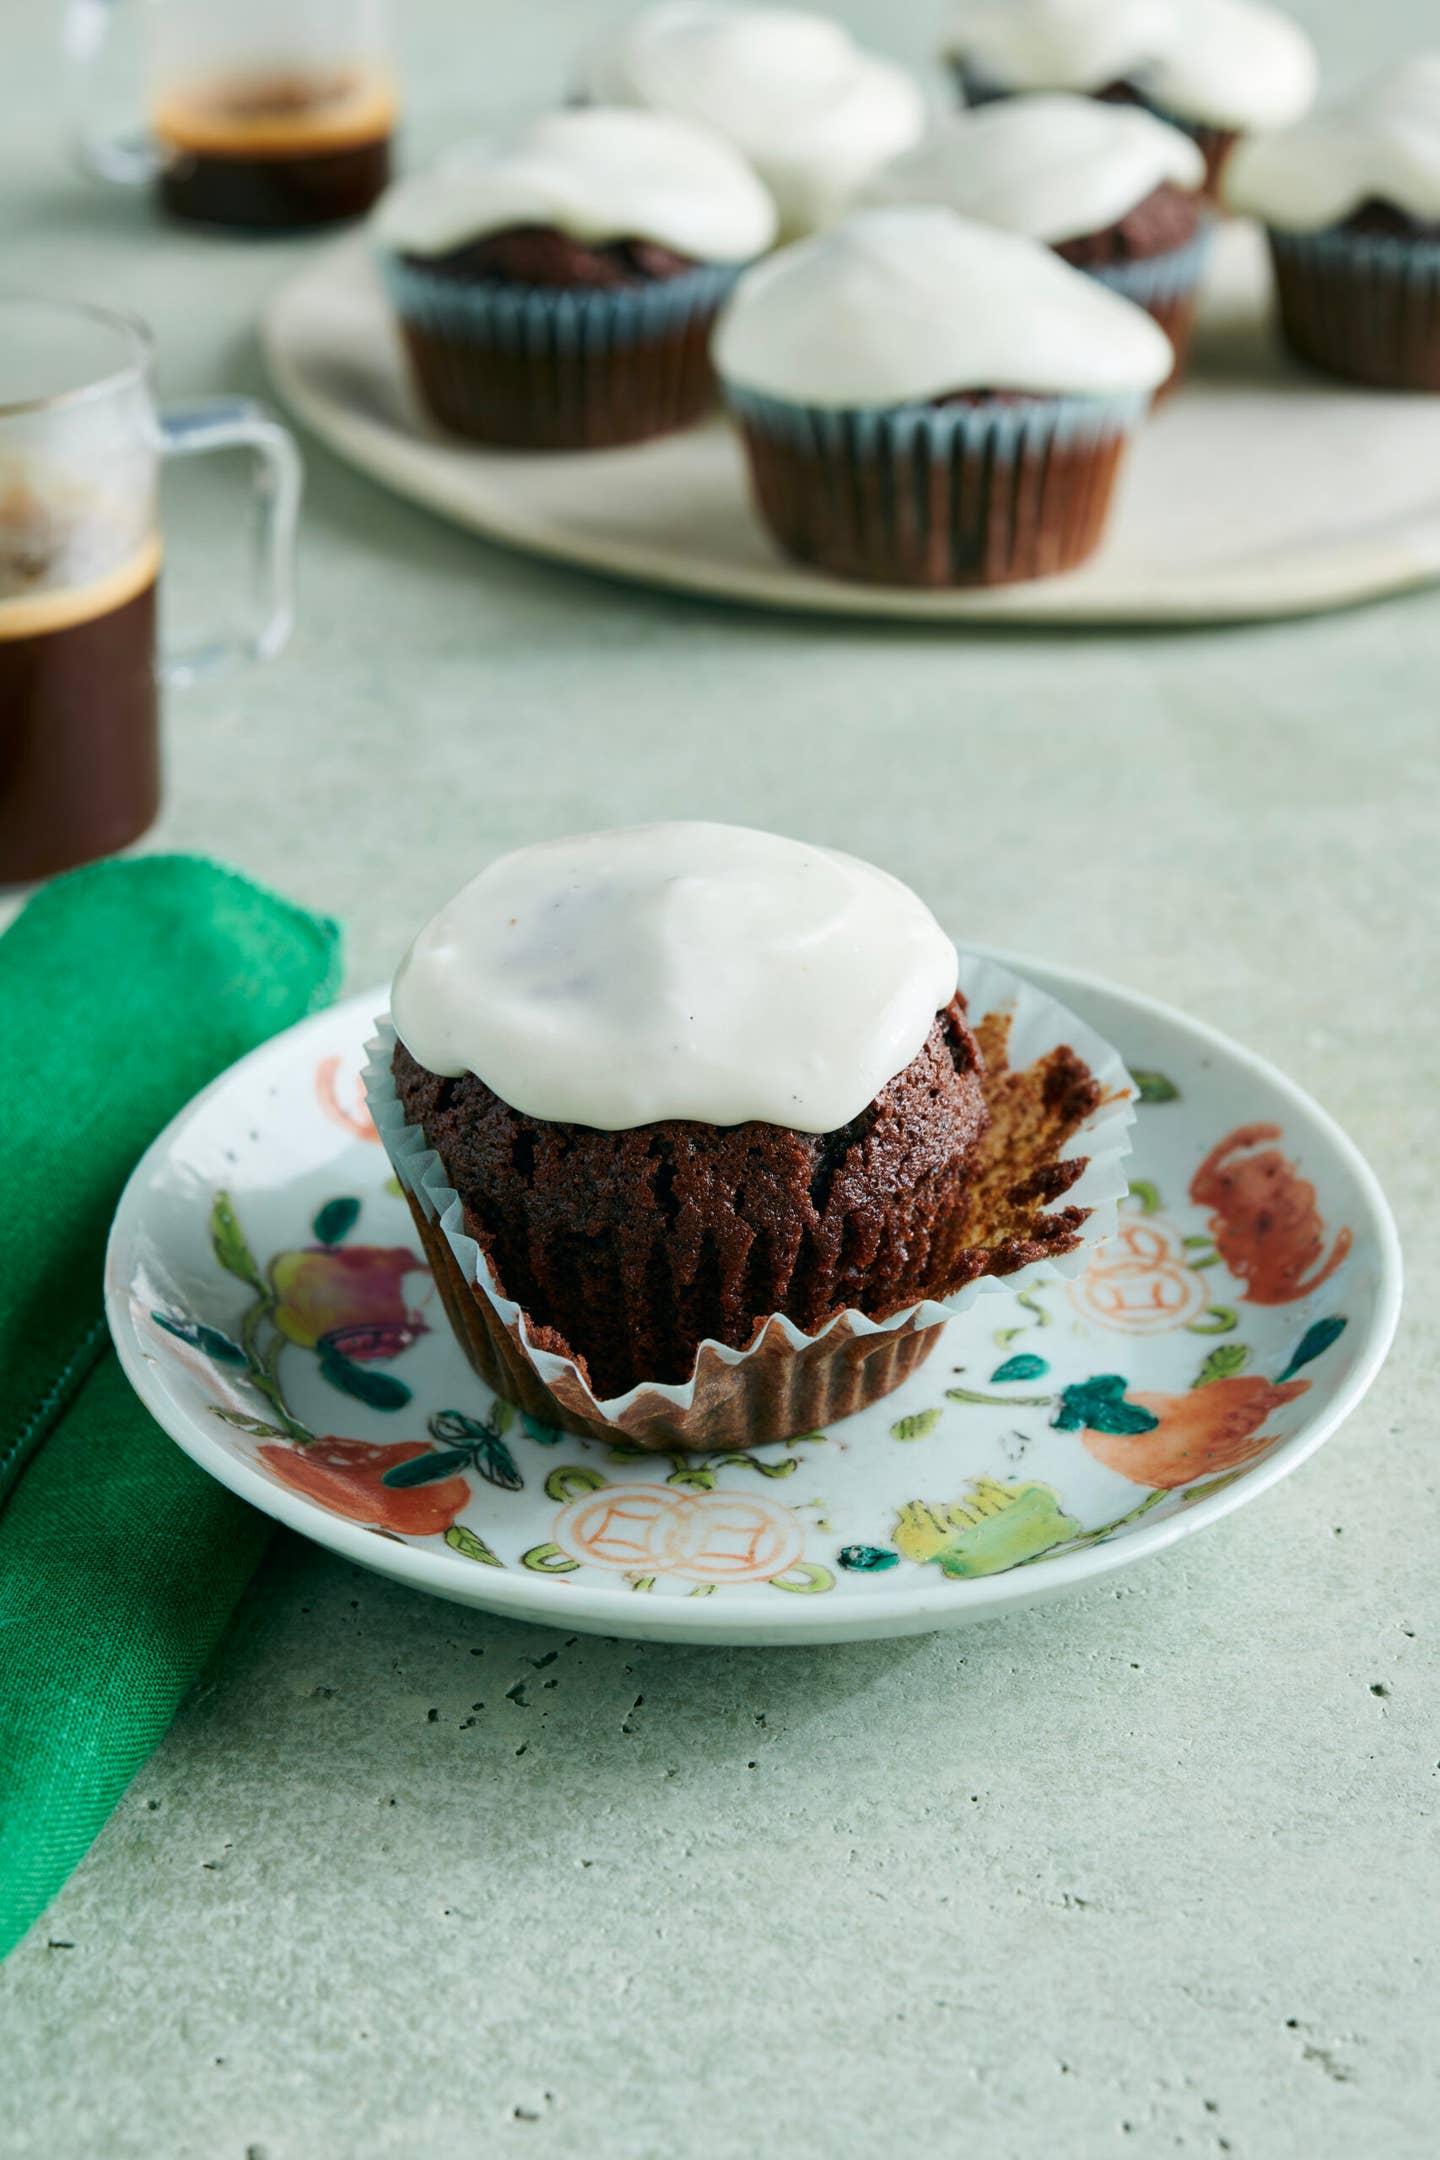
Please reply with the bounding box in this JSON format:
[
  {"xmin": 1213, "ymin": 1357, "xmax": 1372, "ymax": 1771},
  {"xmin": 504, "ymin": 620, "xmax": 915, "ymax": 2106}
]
[
  {"xmin": 580, "ymin": 3, "xmax": 927, "ymax": 234},
  {"xmin": 946, "ymin": 0, "xmax": 1317, "ymax": 131},
  {"xmin": 714, "ymin": 206, "xmax": 1174, "ymax": 404},
  {"xmin": 1225, "ymin": 54, "xmax": 1440, "ymax": 230},
  {"xmin": 860, "ymin": 95, "xmax": 1205, "ymax": 245},
  {"xmin": 389, "ymin": 823, "xmax": 960, "ymax": 1134},
  {"xmin": 374, "ymin": 107, "xmax": 777, "ymax": 262}
]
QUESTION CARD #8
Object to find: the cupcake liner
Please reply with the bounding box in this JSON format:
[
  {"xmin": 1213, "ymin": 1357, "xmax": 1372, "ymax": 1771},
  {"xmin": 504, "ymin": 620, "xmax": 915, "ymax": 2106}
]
[
  {"xmin": 379, "ymin": 252, "xmax": 741, "ymax": 448},
  {"xmin": 1266, "ymin": 227, "xmax": 1440, "ymax": 393},
  {"xmin": 722, "ymin": 386, "xmax": 1149, "ymax": 586},
  {"xmin": 1087, "ymin": 222, "xmax": 1216, "ymax": 393},
  {"xmin": 363, "ymin": 952, "xmax": 1137, "ymax": 1452}
]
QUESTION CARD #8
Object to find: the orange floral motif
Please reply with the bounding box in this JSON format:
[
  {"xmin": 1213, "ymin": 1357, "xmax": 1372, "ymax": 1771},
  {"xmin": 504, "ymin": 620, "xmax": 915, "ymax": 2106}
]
[
  {"xmin": 1190, "ymin": 1124, "xmax": 1352, "ymax": 1305},
  {"xmin": 1069, "ymin": 1212, "xmax": 1210, "ymax": 1334},
  {"xmin": 316, "ymin": 1055, "xmax": 379, "ymax": 1142},
  {"xmin": 269, "ymin": 1244, "xmax": 428, "ymax": 1361},
  {"xmin": 1081, "ymin": 1375, "xmax": 1310, "ymax": 1489},
  {"xmin": 554, "ymin": 1484, "xmax": 805, "ymax": 1584},
  {"xmin": 258, "ymin": 1438, "xmax": 470, "ymax": 1535}
]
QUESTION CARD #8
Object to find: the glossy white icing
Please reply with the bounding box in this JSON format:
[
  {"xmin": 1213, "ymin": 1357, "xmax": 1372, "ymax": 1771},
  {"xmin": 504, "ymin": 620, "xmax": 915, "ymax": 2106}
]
[
  {"xmin": 946, "ymin": 0, "xmax": 1317, "ymax": 131},
  {"xmin": 860, "ymin": 95, "xmax": 1205, "ymax": 244},
  {"xmin": 580, "ymin": 2, "xmax": 927, "ymax": 234},
  {"xmin": 1225, "ymin": 54, "xmax": 1440, "ymax": 230},
  {"xmin": 713, "ymin": 206, "xmax": 1174, "ymax": 404},
  {"xmin": 373, "ymin": 107, "xmax": 777, "ymax": 262},
  {"xmin": 390, "ymin": 824, "xmax": 961, "ymax": 1134}
]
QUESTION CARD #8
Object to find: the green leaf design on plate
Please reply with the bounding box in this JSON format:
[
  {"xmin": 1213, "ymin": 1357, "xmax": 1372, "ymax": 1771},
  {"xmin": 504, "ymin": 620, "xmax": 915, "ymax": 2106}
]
[
  {"xmin": 891, "ymin": 1407, "xmax": 943, "ymax": 1442},
  {"xmin": 474, "ymin": 1436, "xmax": 523, "ymax": 1493},
  {"xmin": 153, "ymin": 1312, "xmax": 247, "ymax": 1365},
  {"xmin": 382, "ymin": 1446, "xmax": 472, "ymax": 1488},
  {"xmin": 522, "ymin": 1413, "xmax": 563, "ymax": 1446},
  {"xmin": 444, "ymin": 1524, "xmax": 502, "ymax": 1567},
  {"xmin": 311, "ymin": 1196, "xmax": 360, "ymax": 1246},
  {"xmin": 212, "ymin": 1409, "xmax": 284, "ymax": 1437},
  {"xmin": 1187, "ymin": 1306, "xmax": 1239, "ymax": 1336},
  {"xmin": 990, "ymin": 1353, "xmax": 1050, "ymax": 1384},
  {"xmin": 838, "ymin": 1545, "xmax": 900, "ymax": 1572},
  {"xmin": 210, "ymin": 1191, "xmax": 264, "ymax": 1292},
  {"xmin": 1132, "ymin": 1070, "xmax": 1180, "ymax": 1104},
  {"xmin": 1278, "ymin": 1316, "xmax": 1347, "ymax": 1383},
  {"xmin": 1052, "ymin": 1375, "xmax": 1159, "ymax": 1436},
  {"xmin": 1194, "ymin": 1342, "xmax": 1250, "ymax": 1388},
  {"xmin": 491, "ymin": 1398, "xmax": 516, "ymax": 1436},
  {"xmin": 318, "ymin": 1345, "xmax": 411, "ymax": 1410}
]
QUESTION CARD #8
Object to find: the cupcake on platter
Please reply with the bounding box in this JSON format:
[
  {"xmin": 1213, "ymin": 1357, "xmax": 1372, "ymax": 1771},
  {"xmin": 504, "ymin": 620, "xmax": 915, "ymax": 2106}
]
[
  {"xmin": 1225, "ymin": 55, "xmax": 1440, "ymax": 391},
  {"xmin": 943, "ymin": 0, "xmax": 1317, "ymax": 195},
  {"xmin": 365, "ymin": 824, "xmax": 1134, "ymax": 1451},
  {"xmin": 373, "ymin": 108, "xmax": 777, "ymax": 449},
  {"xmin": 579, "ymin": 2, "xmax": 926, "ymax": 237},
  {"xmin": 713, "ymin": 207, "xmax": 1172, "ymax": 587},
  {"xmin": 859, "ymin": 96, "xmax": 1211, "ymax": 391}
]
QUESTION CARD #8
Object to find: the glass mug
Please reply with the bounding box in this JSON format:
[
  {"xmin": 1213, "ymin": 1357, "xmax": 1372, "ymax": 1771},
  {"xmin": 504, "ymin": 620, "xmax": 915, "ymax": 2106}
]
[
  {"xmin": 0, "ymin": 295, "xmax": 300, "ymax": 886},
  {"xmin": 65, "ymin": 0, "xmax": 396, "ymax": 230}
]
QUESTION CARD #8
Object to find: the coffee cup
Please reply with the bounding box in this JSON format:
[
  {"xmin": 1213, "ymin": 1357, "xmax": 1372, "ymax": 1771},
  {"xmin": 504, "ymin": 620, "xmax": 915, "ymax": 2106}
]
[
  {"xmin": 0, "ymin": 295, "xmax": 300, "ymax": 885},
  {"xmin": 65, "ymin": 0, "xmax": 396, "ymax": 231}
]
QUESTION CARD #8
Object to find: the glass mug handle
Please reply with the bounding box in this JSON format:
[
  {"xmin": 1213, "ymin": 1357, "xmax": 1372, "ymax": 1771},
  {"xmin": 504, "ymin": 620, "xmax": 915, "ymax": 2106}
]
[
  {"xmin": 156, "ymin": 400, "xmax": 303, "ymax": 688},
  {"xmin": 64, "ymin": 0, "xmax": 161, "ymax": 185}
]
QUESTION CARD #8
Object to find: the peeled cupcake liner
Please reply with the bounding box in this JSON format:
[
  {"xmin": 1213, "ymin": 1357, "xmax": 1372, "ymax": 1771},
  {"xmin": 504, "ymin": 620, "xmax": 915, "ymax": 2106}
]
[
  {"xmin": 378, "ymin": 251, "xmax": 743, "ymax": 448},
  {"xmin": 1087, "ymin": 219, "xmax": 1217, "ymax": 391},
  {"xmin": 1265, "ymin": 226, "xmax": 1440, "ymax": 393},
  {"xmin": 362, "ymin": 952, "xmax": 1137, "ymax": 1453},
  {"xmin": 722, "ymin": 384, "xmax": 1151, "ymax": 587}
]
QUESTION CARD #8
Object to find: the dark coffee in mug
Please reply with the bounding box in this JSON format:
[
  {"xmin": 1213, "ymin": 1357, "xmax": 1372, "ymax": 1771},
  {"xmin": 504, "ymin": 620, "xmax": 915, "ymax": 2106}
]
[
  {"xmin": 0, "ymin": 528, "xmax": 161, "ymax": 885},
  {"xmin": 151, "ymin": 69, "xmax": 395, "ymax": 229}
]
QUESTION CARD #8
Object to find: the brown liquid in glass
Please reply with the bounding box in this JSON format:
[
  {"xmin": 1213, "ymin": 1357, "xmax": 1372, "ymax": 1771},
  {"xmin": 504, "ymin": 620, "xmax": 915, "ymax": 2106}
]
[
  {"xmin": 152, "ymin": 70, "xmax": 394, "ymax": 230},
  {"xmin": 0, "ymin": 538, "xmax": 161, "ymax": 884}
]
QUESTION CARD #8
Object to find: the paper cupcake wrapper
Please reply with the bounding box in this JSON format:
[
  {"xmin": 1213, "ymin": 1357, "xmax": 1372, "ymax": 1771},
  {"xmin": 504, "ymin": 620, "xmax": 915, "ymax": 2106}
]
[
  {"xmin": 1266, "ymin": 226, "xmax": 1440, "ymax": 393},
  {"xmin": 363, "ymin": 952, "xmax": 1136, "ymax": 1451},
  {"xmin": 379, "ymin": 251, "xmax": 741, "ymax": 448},
  {"xmin": 1088, "ymin": 223, "xmax": 1216, "ymax": 393},
  {"xmin": 722, "ymin": 385, "xmax": 1149, "ymax": 586}
]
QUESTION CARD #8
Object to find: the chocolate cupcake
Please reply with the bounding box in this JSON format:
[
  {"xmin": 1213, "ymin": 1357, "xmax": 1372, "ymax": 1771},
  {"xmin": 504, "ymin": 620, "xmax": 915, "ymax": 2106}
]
[
  {"xmin": 365, "ymin": 825, "xmax": 1131, "ymax": 1451},
  {"xmin": 943, "ymin": 0, "xmax": 1316, "ymax": 197},
  {"xmin": 713, "ymin": 207, "xmax": 1172, "ymax": 587},
  {"xmin": 861, "ymin": 97, "xmax": 1212, "ymax": 392},
  {"xmin": 373, "ymin": 109, "xmax": 777, "ymax": 448},
  {"xmin": 580, "ymin": 2, "xmax": 926, "ymax": 238},
  {"xmin": 1225, "ymin": 57, "xmax": 1440, "ymax": 391}
]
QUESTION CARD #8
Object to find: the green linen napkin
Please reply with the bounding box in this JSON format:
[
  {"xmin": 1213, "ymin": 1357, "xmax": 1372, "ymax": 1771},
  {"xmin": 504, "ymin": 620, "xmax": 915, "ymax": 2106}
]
[{"xmin": 0, "ymin": 854, "xmax": 341, "ymax": 1958}]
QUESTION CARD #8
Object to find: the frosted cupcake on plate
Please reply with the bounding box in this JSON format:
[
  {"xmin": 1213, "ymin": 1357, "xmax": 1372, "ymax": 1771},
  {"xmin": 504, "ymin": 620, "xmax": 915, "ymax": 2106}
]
[
  {"xmin": 364, "ymin": 824, "xmax": 1134, "ymax": 1451},
  {"xmin": 373, "ymin": 108, "xmax": 777, "ymax": 448},
  {"xmin": 579, "ymin": 2, "xmax": 926, "ymax": 237},
  {"xmin": 860, "ymin": 97, "xmax": 1211, "ymax": 391},
  {"xmin": 1225, "ymin": 56, "xmax": 1440, "ymax": 391},
  {"xmin": 943, "ymin": 0, "xmax": 1317, "ymax": 195},
  {"xmin": 713, "ymin": 207, "xmax": 1172, "ymax": 586}
]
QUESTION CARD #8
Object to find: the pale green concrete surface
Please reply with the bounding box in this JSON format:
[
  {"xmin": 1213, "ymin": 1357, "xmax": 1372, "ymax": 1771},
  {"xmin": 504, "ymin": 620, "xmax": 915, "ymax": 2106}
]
[{"xmin": 1, "ymin": 3, "xmax": 1436, "ymax": 2155}]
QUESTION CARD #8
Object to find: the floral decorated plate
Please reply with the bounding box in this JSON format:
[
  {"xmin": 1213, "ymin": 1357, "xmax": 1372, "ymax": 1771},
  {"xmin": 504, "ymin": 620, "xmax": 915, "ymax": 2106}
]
[{"xmin": 106, "ymin": 958, "xmax": 1401, "ymax": 1646}]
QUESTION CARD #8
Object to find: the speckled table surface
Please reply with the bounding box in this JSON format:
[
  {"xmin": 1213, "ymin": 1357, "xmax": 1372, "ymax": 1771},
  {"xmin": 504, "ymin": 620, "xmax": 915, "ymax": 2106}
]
[{"xmin": 1, "ymin": 3, "xmax": 1436, "ymax": 2155}]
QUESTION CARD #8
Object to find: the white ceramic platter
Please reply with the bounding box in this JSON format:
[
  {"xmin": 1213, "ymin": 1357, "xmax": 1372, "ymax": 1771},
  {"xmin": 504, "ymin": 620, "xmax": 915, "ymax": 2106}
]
[
  {"xmin": 262, "ymin": 222, "xmax": 1440, "ymax": 625},
  {"xmin": 106, "ymin": 957, "xmax": 1400, "ymax": 1645}
]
